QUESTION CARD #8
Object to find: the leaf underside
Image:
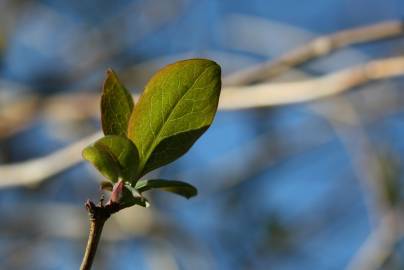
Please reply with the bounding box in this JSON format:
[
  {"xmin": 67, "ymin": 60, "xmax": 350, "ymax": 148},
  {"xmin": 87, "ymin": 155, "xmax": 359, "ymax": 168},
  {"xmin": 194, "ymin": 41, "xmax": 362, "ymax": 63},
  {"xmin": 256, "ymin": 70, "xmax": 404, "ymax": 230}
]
[
  {"xmin": 128, "ymin": 59, "xmax": 221, "ymax": 177},
  {"xmin": 121, "ymin": 183, "xmax": 149, "ymax": 208},
  {"xmin": 135, "ymin": 179, "xmax": 198, "ymax": 199}
]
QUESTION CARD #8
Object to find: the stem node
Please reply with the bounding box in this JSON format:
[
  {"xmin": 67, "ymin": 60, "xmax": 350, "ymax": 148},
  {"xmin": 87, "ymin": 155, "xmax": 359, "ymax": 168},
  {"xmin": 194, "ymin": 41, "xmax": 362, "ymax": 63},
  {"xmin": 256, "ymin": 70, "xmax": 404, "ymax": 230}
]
[{"xmin": 80, "ymin": 198, "xmax": 120, "ymax": 270}]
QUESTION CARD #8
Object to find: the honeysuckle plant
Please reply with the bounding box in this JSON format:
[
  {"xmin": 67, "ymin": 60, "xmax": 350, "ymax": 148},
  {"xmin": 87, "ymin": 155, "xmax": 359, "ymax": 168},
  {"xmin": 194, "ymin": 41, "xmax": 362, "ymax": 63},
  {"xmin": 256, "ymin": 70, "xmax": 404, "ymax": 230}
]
[{"xmin": 80, "ymin": 59, "xmax": 221, "ymax": 270}]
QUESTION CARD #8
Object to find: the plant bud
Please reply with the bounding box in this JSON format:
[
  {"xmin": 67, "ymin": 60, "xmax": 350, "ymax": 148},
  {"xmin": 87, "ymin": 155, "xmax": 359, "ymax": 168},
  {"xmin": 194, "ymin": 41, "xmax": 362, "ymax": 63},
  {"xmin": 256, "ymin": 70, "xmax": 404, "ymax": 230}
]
[{"xmin": 109, "ymin": 179, "xmax": 124, "ymax": 204}]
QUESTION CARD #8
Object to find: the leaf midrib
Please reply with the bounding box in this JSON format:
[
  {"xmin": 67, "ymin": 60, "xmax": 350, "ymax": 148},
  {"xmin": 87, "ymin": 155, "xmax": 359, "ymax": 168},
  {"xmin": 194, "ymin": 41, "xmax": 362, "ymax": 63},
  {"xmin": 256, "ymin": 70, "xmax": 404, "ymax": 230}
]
[{"xmin": 138, "ymin": 65, "xmax": 212, "ymax": 172}]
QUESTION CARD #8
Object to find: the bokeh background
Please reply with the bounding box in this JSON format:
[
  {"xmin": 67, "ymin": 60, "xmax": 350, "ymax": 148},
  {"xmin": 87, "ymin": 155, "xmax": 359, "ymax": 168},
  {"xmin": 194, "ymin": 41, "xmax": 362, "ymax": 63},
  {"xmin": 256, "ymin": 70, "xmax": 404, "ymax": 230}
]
[{"xmin": 2, "ymin": 0, "xmax": 404, "ymax": 269}]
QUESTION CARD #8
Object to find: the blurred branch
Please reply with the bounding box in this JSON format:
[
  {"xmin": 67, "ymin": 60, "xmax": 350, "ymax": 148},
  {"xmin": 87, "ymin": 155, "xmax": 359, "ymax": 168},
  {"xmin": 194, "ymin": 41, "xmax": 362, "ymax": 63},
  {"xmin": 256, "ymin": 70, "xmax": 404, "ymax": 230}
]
[
  {"xmin": 312, "ymin": 98, "xmax": 392, "ymax": 219},
  {"xmin": 220, "ymin": 56, "xmax": 404, "ymax": 109},
  {"xmin": 199, "ymin": 84, "xmax": 404, "ymax": 196},
  {"xmin": 2, "ymin": 19, "xmax": 404, "ymax": 188},
  {"xmin": 0, "ymin": 94, "xmax": 39, "ymax": 138},
  {"xmin": 3, "ymin": 19, "xmax": 404, "ymax": 137},
  {"xmin": 2, "ymin": 56, "xmax": 404, "ymax": 187},
  {"xmin": 0, "ymin": 202, "xmax": 154, "ymax": 240},
  {"xmin": 346, "ymin": 210, "xmax": 403, "ymax": 270},
  {"xmin": 3, "ymin": 55, "xmax": 404, "ymax": 138},
  {"xmin": 0, "ymin": 132, "xmax": 101, "ymax": 188},
  {"xmin": 223, "ymin": 20, "xmax": 404, "ymax": 85},
  {"xmin": 183, "ymin": 126, "xmax": 333, "ymax": 195},
  {"xmin": 310, "ymin": 98, "xmax": 403, "ymax": 270}
]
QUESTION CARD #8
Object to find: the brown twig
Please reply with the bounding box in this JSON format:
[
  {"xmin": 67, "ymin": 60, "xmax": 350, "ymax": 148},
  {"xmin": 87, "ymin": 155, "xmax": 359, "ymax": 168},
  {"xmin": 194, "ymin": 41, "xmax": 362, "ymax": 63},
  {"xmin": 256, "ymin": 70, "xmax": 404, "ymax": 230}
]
[{"xmin": 80, "ymin": 199, "xmax": 120, "ymax": 270}]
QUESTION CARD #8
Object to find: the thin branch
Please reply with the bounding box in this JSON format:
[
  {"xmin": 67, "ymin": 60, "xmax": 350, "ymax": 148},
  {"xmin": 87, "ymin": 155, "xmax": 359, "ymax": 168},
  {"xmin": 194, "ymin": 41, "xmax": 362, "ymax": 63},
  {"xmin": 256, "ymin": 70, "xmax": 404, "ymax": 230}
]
[
  {"xmin": 311, "ymin": 98, "xmax": 393, "ymax": 219},
  {"xmin": 4, "ymin": 55, "xmax": 404, "ymax": 130},
  {"xmin": 2, "ymin": 20, "xmax": 404, "ymax": 187},
  {"xmin": 345, "ymin": 211, "xmax": 401, "ymax": 270},
  {"xmin": 310, "ymin": 98, "xmax": 402, "ymax": 270},
  {"xmin": 223, "ymin": 20, "xmax": 404, "ymax": 85},
  {"xmin": 2, "ymin": 56, "xmax": 404, "ymax": 188},
  {"xmin": 2, "ymin": 20, "xmax": 403, "ymax": 137},
  {"xmin": 220, "ymin": 56, "xmax": 404, "ymax": 109},
  {"xmin": 0, "ymin": 95, "xmax": 38, "ymax": 139},
  {"xmin": 0, "ymin": 132, "xmax": 102, "ymax": 187},
  {"xmin": 80, "ymin": 200, "xmax": 121, "ymax": 270}
]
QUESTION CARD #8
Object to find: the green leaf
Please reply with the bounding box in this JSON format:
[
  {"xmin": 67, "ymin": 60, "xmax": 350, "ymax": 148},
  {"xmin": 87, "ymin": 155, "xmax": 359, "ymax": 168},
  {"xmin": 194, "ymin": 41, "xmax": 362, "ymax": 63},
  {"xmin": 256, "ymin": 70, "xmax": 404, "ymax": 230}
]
[
  {"xmin": 135, "ymin": 179, "xmax": 198, "ymax": 199},
  {"xmin": 121, "ymin": 183, "xmax": 150, "ymax": 208},
  {"xmin": 82, "ymin": 135, "xmax": 139, "ymax": 182},
  {"xmin": 101, "ymin": 69, "xmax": 134, "ymax": 136},
  {"xmin": 82, "ymin": 143, "xmax": 120, "ymax": 182},
  {"xmin": 128, "ymin": 59, "xmax": 221, "ymax": 176}
]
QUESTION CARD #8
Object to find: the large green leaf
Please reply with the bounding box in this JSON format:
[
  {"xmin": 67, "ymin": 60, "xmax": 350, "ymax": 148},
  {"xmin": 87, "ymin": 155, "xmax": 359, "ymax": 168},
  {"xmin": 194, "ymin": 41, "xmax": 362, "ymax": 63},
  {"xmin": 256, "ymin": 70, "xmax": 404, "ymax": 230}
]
[
  {"xmin": 135, "ymin": 179, "xmax": 198, "ymax": 199},
  {"xmin": 82, "ymin": 135, "xmax": 139, "ymax": 182},
  {"xmin": 101, "ymin": 69, "xmax": 134, "ymax": 136},
  {"xmin": 128, "ymin": 59, "xmax": 221, "ymax": 176}
]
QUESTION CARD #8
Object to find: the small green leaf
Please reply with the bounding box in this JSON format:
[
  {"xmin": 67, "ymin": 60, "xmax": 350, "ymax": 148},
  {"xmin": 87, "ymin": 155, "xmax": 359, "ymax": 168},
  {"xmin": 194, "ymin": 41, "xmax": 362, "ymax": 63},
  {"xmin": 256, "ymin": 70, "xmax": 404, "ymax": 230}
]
[
  {"xmin": 128, "ymin": 59, "xmax": 221, "ymax": 176},
  {"xmin": 101, "ymin": 69, "xmax": 134, "ymax": 136},
  {"xmin": 95, "ymin": 135, "xmax": 139, "ymax": 182},
  {"xmin": 135, "ymin": 179, "xmax": 198, "ymax": 199},
  {"xmin": 121, "ymin": 183, "xmax": 150, "ymax": 208},
  {"xmin": 82, "ymin": 144, "xmax": 120, "ymax": 182},
  {"xmin": 82, "ymin": 135, "xmax": 139, "ymax": 182}
]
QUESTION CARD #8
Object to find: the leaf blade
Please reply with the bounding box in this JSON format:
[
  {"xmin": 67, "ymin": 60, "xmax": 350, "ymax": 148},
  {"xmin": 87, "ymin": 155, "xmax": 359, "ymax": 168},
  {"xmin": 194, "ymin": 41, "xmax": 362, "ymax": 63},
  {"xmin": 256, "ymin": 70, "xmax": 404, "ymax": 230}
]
[
  {"xmin": 128, "ymin": 59, "xmax": 221, "ymax": 176},
  {"xmin": 143, "ymin": 127, "xmax": 208, "ymax": 173},
  {"xmin": 82, "ymin": 135, "xmax": 139, "ymax": 182},
  {"xmin": 135, "ymin": 179, "xmax": 198, "ymax": 199},
  {"xmin": 96, "ymin": 135, "xmax": 139, "ymax": 182},
  {"xmin": 82, "ymin": 143, "xmax": 120, "ymax": 182},
  {"xmin": 101, "ymin": 69, "xmax": 134, "ymax": 136}
]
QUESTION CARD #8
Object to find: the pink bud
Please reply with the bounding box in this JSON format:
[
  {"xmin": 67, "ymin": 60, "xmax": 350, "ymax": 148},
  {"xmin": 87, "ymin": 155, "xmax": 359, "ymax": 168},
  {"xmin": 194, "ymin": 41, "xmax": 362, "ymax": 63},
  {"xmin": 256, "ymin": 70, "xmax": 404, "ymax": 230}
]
[{"xmin": 109, "ymin": 179, "xmax": 124, "ymax": 204}]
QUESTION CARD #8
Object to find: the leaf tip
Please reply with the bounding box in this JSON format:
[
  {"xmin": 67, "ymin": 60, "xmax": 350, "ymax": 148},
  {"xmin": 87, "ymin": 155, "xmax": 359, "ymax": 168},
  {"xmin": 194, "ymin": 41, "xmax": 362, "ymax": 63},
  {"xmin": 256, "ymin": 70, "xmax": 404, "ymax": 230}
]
[
  {"xmin": 186, "ymin": 187, "xmax": 198, "ymax": 199},
  {"xmin": 81, "ymin": 145, "xmax": 94, "ymax": 161},
  {"xmin": 106, "ymin": 68, "xmax": 115, "ymax": 76}
]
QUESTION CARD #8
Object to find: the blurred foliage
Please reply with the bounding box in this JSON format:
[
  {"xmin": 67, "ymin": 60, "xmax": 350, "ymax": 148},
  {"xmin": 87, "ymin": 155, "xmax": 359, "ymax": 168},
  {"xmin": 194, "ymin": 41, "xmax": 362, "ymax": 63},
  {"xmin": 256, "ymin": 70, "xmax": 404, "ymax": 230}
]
[{"xmin": 1, "ymin": 0, "xmax": 404, "ymax": 270}]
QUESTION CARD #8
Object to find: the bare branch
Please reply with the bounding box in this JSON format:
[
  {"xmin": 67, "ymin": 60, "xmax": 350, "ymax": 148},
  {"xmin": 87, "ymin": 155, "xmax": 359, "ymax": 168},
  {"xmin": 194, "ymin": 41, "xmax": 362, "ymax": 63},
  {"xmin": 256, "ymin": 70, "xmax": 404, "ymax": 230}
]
[
  {"xmin": 0, "ymin": 132, "xmax": 101, "ymax": 188},
  {"xmin": 345, "ymin": 211, "xmax": 402, "ymax": 270},
  {"xmin": 2, "ymin": 56, "xmax": 404, "ymax": 188},
  {"xmin": 2, "ymin": 20, "xmax": 404, "ymax": 188},
  {"xmin": 311, "ymin": 98, "xmax": 402, "ymax": 270},
  {"xmin": 5, "ymin": 55, "xmax": 404, "ymax": 129},
  {"xmin": 223, "ymin": 20, "xmax": 404, "ymax": 85},
  {"xmin": 2, "ymin": 20, "xmax": 404, "ymax": 137},
  {"xmin": 220, "ymin": 56, "xmax": 404, "ymax": 109}
]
